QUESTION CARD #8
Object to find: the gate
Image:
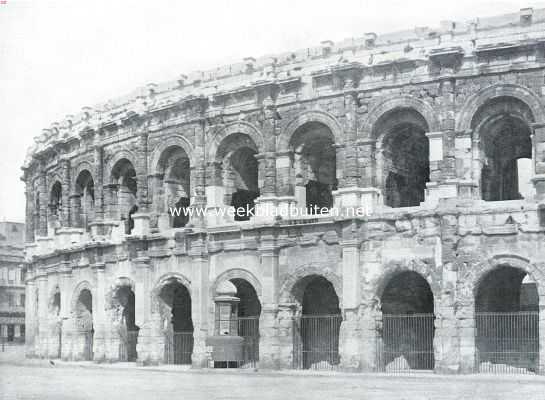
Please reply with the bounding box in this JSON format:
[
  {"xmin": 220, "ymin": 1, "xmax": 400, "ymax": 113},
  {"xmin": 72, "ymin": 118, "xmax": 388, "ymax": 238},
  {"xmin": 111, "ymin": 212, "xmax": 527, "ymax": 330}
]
[
  {"xmin": 165, "ymin": 331, "xmax": 193, "ymax": 365},
  {"xmin": 83, "ymin": 330, "xmax": 94, "ymax": 361},
  {"xmin": 119, "ymin": 330, "xmax": 139, "ymax": 362},
  {"xmin": 376, "ymin": 314, "xmax": 435, "ymax": 372},
  {"xmin": 237, "ymin": 316, "xmax": 259, "ymax": 368},
  {"xmin": 475, "ymin": 311, "xmax": 539, "ymax": 374},
  {"xmin": 292, "ymin": 314, "xmax": 342, "ymax": 370}
]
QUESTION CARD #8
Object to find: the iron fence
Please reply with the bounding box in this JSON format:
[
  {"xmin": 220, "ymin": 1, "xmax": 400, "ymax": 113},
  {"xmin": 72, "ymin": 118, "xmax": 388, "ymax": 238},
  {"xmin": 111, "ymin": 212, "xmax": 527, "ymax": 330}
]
[
  {"xmin": 237, "ymin": 316, "xmax": 259, "ymax": 368},
  {"xmin": 376, "ymin": 313, "xmax": 435, "ymax": 373},
  {"xmin": 292, "ymin": 314, "xmax": 342, "ymax": 370},
  {"xmin": 475, "ymin": 311, "xmax": 539, "ymax": 374},
  {"xmin": 164, "ymin": 331, "xmax": 193, "ymax": 365},
  {"xmin": 119, "ymin": 330, "xmax": 139, "ymax": 362}
]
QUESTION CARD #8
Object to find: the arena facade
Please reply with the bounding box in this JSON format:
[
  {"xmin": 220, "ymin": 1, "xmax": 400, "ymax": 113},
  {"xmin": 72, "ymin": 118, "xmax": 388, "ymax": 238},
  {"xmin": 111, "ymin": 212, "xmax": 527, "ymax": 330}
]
[{"xmin": 22, "ymin": 8, "xmax": 545, "ymax": 374}]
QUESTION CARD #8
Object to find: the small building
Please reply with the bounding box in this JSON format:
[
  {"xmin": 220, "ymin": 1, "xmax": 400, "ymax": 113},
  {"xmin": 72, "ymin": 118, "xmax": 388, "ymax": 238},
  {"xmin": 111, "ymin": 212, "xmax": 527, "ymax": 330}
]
[{"xmin": 0, "ymin": 222, "xmax": 25, "ymax": 343}]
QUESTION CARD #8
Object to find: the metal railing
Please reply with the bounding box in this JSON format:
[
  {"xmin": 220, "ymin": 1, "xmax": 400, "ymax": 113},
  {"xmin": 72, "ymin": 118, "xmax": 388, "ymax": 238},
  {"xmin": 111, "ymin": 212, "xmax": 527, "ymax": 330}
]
[
  {"xmin": 164, "ymin": 331, "xmax": 193, "ymax": 365},
  {"xmin": 119, "ymin": 330, "xmax": 139, "ymax": 362},
  {"xmin": 237, "ymin": 316, "xmax": 259, "ymax": 368},
  {"xmin": 292, "ymin": 314, "xmax": 342, "ymax": 370},
  {"xmin": 475, "ymin": 311, "xmax": 539, "ymax": 374},
  {"xmin": 376, "ymin": 314, "xmax": 435, "ymax": 372}
]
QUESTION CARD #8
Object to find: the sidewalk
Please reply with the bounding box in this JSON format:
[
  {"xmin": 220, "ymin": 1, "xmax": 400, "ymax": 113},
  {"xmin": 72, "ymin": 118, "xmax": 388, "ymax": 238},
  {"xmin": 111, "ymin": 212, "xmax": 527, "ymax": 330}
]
[{"xmin": 3, "ymin": 352, "xmax": 545, "ymax": 383}]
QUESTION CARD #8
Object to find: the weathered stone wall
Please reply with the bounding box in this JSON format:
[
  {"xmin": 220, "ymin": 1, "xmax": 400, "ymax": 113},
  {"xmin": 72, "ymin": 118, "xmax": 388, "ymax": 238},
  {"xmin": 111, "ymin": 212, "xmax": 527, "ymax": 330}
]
[{"xmin": 22, "ymin": 8, "xmax": 545, "ymax": 373}]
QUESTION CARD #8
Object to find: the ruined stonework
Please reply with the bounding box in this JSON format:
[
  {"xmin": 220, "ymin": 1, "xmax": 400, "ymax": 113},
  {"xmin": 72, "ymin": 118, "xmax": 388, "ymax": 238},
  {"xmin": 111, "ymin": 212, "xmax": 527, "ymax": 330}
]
[{"xmin": 22, "ymin": 8, "xmax": 545, "ymax": 374}]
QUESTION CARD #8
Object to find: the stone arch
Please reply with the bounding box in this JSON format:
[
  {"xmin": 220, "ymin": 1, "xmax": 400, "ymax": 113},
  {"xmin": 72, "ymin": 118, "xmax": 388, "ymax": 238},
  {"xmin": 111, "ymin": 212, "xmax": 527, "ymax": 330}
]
[
  {"xmin": 470, "ymin": 254, "xmax": 545, "ymax": 299},
  {"xmin": 149, "ymin": 135, "xmax": 195, "ymax": 174},
  {"xmin": 105, "ymin": 276, "xmax": 136, "ymax": 309},
  {"xmin": 47, "ymin": 174, "xmax": 63, "ymax": 194},
  {"xmin": 469, "ymin": 254, "xmax": 542, "ymax": 373},
  {"xmin": 457, "ymin": 83, "xmax": 545, "ymax": 132},
  {"xmin": 373, "ymin": 259, "xmax": 439, "ymax": 309},
  {"xmin": 466, "ymin": 91, "xmax": 537, "ymax": 201},
  {"xmin": 211, "ymin": 268, "xmax": 262, "ymax": 300},
  {"xmin": 104, "ymin": 149, "xmax": 138, "ymax": 184},
  {"xmin": 151, "ymin": 272, "xmax": 192, "ymax": 314},
  {"xmin": 48, "ymin": 179, "xmax": 63, "ymax": 217},
  {"xmin": 361, "ymin": 95, "xmax": 440, "ymax": 139},
  {"xmin": 207, "ymin": 121, "xmax": 265, "ymax": 161},
  {"xmin": 70, "ymin": 280, "xmax": 94, "ymax": 312},
  {"xmin": 278, "ymin": 265, "xmax": 342, "ymax": 307},
  {"xmin": 153, "ymin": 272, "xmax": 192, "ymax": 295},
  {"xmin": 278, "ymin": 109, "xmax": 343, "ymax": 152},
  {"xmin": 72, "ymin": 161, "xmax": 94, "ymax": 189}
]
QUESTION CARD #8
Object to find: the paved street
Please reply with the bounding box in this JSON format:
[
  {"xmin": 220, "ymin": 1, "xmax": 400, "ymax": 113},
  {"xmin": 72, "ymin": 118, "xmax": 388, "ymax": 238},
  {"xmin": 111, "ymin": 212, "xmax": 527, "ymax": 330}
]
[{"xmin": 2, "ymin": 360, "xmax": 545, "ymax": 400}]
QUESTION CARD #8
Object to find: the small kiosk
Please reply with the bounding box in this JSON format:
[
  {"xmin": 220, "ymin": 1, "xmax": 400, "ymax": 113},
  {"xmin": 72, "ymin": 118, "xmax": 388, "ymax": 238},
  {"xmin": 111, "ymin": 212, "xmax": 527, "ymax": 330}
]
[{"xmin": 205, "ymin": 281, "xmax": 244, "ymax": 367}]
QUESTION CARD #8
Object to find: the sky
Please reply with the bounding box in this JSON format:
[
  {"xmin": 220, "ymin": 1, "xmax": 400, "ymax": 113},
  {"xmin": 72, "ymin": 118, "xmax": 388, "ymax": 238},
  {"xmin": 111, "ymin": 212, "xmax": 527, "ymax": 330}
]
[{"xmin": 1, "ymin": 0, "xmax": 544, "ymax": 222}]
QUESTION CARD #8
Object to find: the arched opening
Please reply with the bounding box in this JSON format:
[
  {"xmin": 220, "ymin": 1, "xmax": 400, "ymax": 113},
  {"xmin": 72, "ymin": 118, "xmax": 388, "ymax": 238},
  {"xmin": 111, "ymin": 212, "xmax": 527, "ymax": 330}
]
[
  {"xmin": 159, "ymin": 280, "xmax": 193, "ymax": 364},
  {"xmin": 375, "ymin": 109, "xmax": 430, "ymax": 207},
  {"xmin": 49, "ymin": 288, "xmax": 62, "ymax": 359},
  {"xmin": 74, "ymin": 170, "xmax": 95, "ymax": 230},
  {"xmin": 74, "ymin": 288, "xmax": 93, "ymax": 361},
  {"xmin": 378, "ymin": 271, "xmax": 435, "ymax": 371},
  {"xmin": 155, "ymin": 146, "xmax": 191, "ymax": 228},
  {"xmin": 291, "ymin": 122, "xmax": 336, "ymax": 214},
  {"xmin": 292, "ymin": 275, "xmax": 341, "ymax": 370},
  {"xmin": 231, "ymin": 279, "xmax": 261, "ymax": 367},
  {"xmin": 472, "ymin": 97, "xmax": 534, "ymax": 201},
  {"xmin": 110, "ymin": 158, "xmax": 137, "ymax": 230},
  {"xmin": 113, "ymin": 286, "xmax": 139, "ymax": 362},
  {"xmin": 49, "ymin": 181, "xmax": 63, "ymax": 228},
  {"xmin": 215, "ymin": 133, "xmax": 259, "ymax": 221},
  {"xmin": 475, "ymin": 266, "xmax": 539, "ymax": 373}
]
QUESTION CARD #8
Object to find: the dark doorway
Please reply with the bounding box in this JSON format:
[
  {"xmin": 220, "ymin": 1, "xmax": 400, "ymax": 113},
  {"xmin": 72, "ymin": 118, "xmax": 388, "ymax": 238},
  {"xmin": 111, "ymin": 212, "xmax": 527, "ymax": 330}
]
[
  {"xmin": 160, "ymin": 282, "xmax": 194, "ymax": 365},
  {"xmin": 293, "ymin": 275, "xmax": 341, "ymax": 370},
  {"xmin": 232, "ymin": 279, "xmax": 261, "ymax": 367},
  {"xmin": 475, "ymin": 266, "xmax": 539, "ymax": 373},
  {"xmin": 75, "ymin": 289, "xmax": 93, "ymax": 361},
  {"xmin": 115, "ymin": 286, "xmax": 139, "ymax": 362},
  {"xmin": 378, "ymin": 271, "xmax": 435, "ymax": 371}
]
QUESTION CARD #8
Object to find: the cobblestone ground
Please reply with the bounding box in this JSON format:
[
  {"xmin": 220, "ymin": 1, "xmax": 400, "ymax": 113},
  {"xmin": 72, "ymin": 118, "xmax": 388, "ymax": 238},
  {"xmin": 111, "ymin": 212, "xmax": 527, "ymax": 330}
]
[{"xmin": 2, "ymin": 359, "xmax": 545, "ymax": 400}]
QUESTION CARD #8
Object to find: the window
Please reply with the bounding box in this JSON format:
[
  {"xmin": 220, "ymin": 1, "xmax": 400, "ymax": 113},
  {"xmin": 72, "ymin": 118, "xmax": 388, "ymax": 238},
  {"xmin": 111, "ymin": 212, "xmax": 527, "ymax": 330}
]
[
  {"xmin": 20, "ymin": 294, "xmax": 25, "ymax": 307},
  {"xmin": 7, "ymin": 294, "xmax": 14, "ymax": 307},
  {"xmin": 8, "ymin": 269, "xmax": 15, "ymax": 283}
]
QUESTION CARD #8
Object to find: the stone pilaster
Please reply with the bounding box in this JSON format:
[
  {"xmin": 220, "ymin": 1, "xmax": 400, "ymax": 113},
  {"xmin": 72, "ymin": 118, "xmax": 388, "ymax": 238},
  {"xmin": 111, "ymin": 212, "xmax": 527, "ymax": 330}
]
[
  {"xmin": 136, "ymin": 132, "xmax": 149, "ymax": 212},
  {"xmin": 190, "ymin": 106, "xmax": 208, "ymax": 227},
  {"xmin": 189, "ymin": 233, "xmax": 209, "ymax": 367},
  {"xmin": 59, "ymin": 262, "xmax": 72, "ymax": 360},
  {"xmin": 92, "ymin": 262, "xmax": 107, "ymax": 361},
  {"xmin": 60, "ymin": 157, "xmax": 71, "ymax": 227},
  {"xmin": 134, "ymin": 255, "xmax": 155, "ymax": 364},
  {"xmin": 69, "ymin": 193, "xmax": 82, "ymax": 228},
  {"xmin": 339, "ymin": 230, "xmax": 363, "ymax": 371},
  {"xmin": 39, "ymin": 163, "xmax": 48, "ymax": 237},
  {"xmin": 93, "ymin": 143, "xmax": 104, "ymax": 220},
  {"xmin": 531, "ymin": 123, "xmax": 545, "ymax": 199},
  {"xmin": 24, "ymin": 175, "xmax": 35, "ymax": 243},
  {"xmin": 258, "ymin": 227, "xmax": 280, "ymax": 369}
]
